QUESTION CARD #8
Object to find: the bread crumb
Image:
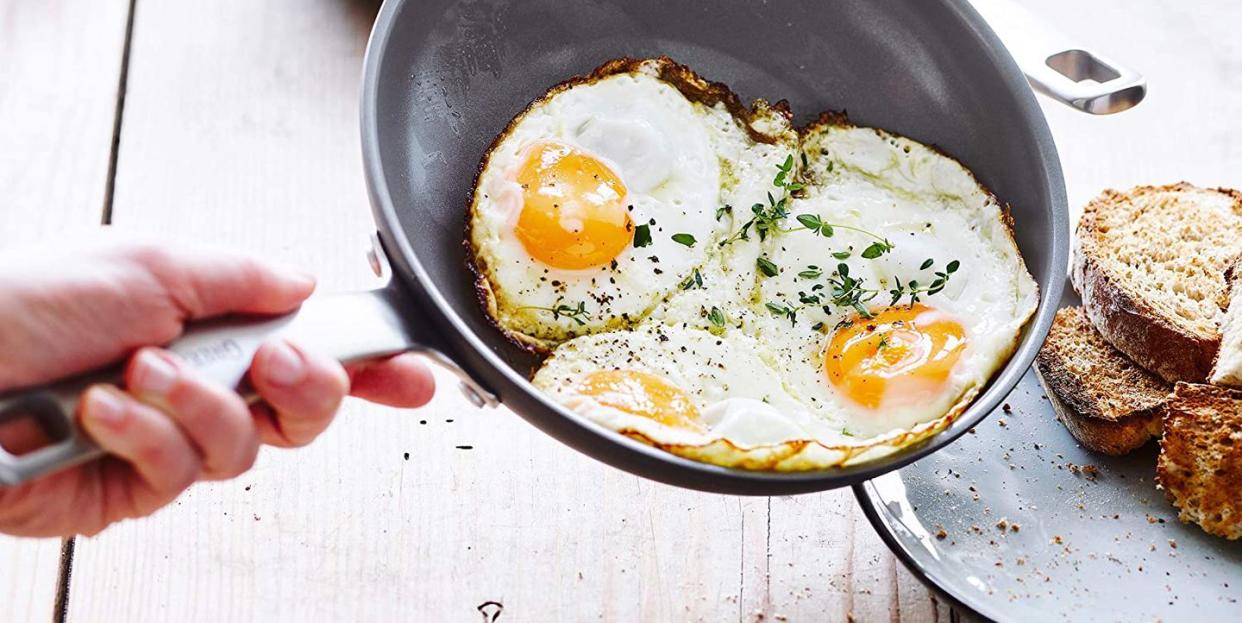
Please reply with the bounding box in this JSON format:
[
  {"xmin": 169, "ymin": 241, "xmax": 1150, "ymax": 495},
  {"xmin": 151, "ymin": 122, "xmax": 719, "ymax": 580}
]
[
  {"xmin": 1081, "ymin": 464, "xmax": 1100, "ymax": 481},
  {"xmin": 995, "ymin": 518, "xmax": 1009, "ymax": 531},
  {"xmin": 935, "ymin": 525, "xmax": 947, "ymax": 540}
]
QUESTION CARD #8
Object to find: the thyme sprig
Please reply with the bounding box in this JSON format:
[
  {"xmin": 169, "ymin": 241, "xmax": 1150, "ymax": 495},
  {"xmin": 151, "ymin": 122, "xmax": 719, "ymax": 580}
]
[
  {"xmin": 718, "ymin": 156, "xmax": 799, "ymax": 247},
  {"xmin": 717, "ymin": 156, "xmax": 895, "ymax": 261},
  {"xmin": 765, "ymin": 258, "xmax": 959, "ymax": 324},
  {"xmin": 788, "ymin": 213, "xmax": 895, "ymax": 259},
  {"xmin": 518, "ymin": 301, "xmax": 591, "ymax": 326}
]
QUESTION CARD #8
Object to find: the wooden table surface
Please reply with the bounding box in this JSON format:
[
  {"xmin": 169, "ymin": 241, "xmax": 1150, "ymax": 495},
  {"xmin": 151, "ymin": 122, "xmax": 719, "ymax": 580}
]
[{"xmin": 1, "ymin": 1, "xmax": 1237, "ymax": 621}]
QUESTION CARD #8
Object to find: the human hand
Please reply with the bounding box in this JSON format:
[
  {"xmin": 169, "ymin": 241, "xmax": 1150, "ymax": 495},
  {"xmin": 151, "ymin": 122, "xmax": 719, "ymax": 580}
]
[{"xmin": 0, "ymin": 238, "xmax": 436, "ymax": 537}]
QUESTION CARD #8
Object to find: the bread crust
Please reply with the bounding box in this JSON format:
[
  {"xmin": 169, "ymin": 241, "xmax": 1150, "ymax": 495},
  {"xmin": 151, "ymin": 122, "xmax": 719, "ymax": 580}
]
[
  {"xmin": 1037, "ymin": 368, "xmax": 1162, "ymax": 455},
  {"xmin": 1157, "ymin": 382, "xmax": 1242, "ymax": 539},
  {"xmin": 1034, "ymin": 307, "xmax": 1168, "ymax": 455},
  {"xmin": 1072, "ymin": 183, "xmax": 1238, "ymax": 383}
]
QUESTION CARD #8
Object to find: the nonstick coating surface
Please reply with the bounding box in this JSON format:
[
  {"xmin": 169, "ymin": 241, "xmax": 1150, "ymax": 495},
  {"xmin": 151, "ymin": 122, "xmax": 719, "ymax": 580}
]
[{"xmin": 360, "ymin": 0, "xmax": 1068, "ymax": 494}]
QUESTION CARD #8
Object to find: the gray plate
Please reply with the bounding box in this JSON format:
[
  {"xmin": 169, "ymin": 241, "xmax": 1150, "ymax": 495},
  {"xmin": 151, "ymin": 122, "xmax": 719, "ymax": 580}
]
[{"xmin": 855, "ymin": 282, "xmax": 1242, "ymax": 622}]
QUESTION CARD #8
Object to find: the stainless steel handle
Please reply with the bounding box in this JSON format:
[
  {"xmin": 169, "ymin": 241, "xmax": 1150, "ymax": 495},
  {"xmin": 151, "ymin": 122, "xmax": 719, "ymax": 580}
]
[
  {"xmin": 968, "ymin": 0, "xmax": 1146, "ymax": 114},
  {"xmin": 0, "ymin": 275, "xmax": 498, "ymax": 487}
]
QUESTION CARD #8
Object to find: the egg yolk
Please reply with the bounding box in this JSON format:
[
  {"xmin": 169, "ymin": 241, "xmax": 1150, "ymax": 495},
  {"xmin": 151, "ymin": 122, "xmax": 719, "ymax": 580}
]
[
  {"xmin": 576, "ymin": 370, "xmax": 705, "ymax": 432},
  {"xmin": 824, "ymin": 304, "xmax": 966, "ymax": 410},
  {"xmin": 514, "ymin": 143, "xmax": 632, "ymax": 270}
]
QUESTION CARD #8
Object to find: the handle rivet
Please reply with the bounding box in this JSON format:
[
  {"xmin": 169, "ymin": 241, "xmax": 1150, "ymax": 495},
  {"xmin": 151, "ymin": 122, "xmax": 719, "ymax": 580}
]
[{"xmin": 459, "ymin": 382, "xmax": 486, "ymax": 408}]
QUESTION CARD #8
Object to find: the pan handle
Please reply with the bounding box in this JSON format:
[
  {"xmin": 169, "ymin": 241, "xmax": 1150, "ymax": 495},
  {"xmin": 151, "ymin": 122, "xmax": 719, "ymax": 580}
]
[
  {"xmin": 966, "ymin": 0, "xmax": 1146, "ymax": 114},
  {"xmin": 0, "ymin": 243, "xmax": 498, "ymax": 486}
]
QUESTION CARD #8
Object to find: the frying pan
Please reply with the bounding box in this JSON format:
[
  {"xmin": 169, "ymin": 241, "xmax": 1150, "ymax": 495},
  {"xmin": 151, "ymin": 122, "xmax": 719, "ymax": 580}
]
[{"xmin": 0, "ymin": 0, "xmax": 1143, "ymax": 494}]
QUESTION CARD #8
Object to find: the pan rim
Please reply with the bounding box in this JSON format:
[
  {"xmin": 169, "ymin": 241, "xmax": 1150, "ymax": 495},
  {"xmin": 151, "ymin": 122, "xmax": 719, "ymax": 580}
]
[{"xmin": 358, "ymin": 0, "xmax": 1069, "ymax": 494}]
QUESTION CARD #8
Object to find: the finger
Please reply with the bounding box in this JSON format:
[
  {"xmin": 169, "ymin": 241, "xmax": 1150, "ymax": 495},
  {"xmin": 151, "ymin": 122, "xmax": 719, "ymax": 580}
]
[
  {"xmin": 79, "ymin": 385, "xmax": 201, "ymax": 516},
  {"xmin": 249, "ymin": 339, "xmax": 349, "ymax": 448},
  {"xmin": 125, "ymin": 348, "xmax": 260, "ymax": 480},
  {"xmin": 116, "ymin": 241, "xmax": 317, "ymax": 319},
  {"xmin": 347, "ymin": 354, "xmax": 436, "ymax": 408},
  {"xmin": 0, "ymin": 238, "xmax": 317, "ymax": 391}
]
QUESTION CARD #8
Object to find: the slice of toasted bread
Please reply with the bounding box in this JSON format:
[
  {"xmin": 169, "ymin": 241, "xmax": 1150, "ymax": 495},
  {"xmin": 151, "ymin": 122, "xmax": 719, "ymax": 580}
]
[
  {"xmin": 1034, "ymin": 307, "xmax": 1169, "ymax": 455},
  {"xmin": 1072, "ymin": 184, "xmax": 1242, "ymax": 383},
  {"xmin": 1157, "ymin": 382, "xmax": 1242, "ymax": 540},
  {"xmin": 1210, "ymin": 259, "xmax": 1242, "ymax": 387}
]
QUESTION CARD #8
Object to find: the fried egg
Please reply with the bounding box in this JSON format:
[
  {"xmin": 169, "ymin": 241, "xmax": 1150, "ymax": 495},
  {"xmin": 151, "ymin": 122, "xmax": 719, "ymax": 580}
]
[
  {"xmin": 745, "ymin": 117, "xmax": 1038, "ymax": 440},
  {"xmin": 469, "ymin": 58, "xmax": 795, "ymax": 350},
  {"xmin": 472, "ymin": 60, "xmax": 1039, "ymax": 471},
  {"xmin": 533, "ymin": 326, "xmax": 862, "ymax": 469}
]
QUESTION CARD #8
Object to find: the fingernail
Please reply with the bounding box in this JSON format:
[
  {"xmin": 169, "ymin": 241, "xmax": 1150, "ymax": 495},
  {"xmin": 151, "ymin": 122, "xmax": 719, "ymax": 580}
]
[
  {"xmin": 85, "ymin": 387, "xmax": 126, "ymax": 431},
  {"xmin": 264, "ymin": 340, "xmax": 307, "ymax": 387},
  {"xmin": 276, "ymin": 264, "xmax": 316, "ymax": 290},
  {"xmin": 132, "ymin": 350, "xmax": 179, "ymax": 397}
]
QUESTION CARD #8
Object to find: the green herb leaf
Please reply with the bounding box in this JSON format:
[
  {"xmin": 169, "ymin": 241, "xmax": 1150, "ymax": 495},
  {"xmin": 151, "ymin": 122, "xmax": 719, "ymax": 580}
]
[
  {"xmin": 757, "ymin": 257, "xmax": 779, "ymax": 277},
  {"xmin": 832, "ymin": 250, "xmax": 851, "ymax": 260},
  {"xmin": 820, "ymin": 223, "xmax": 834, "ymax": 237},
  {"xmin": 633, "ymin": 224, "xmax": 652, "ymax": 248},
  {"xmin": 798, "ymin": 268, "xmax": 822, "ymax": 279},
  {"xmin": 672, "ymin": 233, "xmax": 696, "ymax": 247},
  {"xmin": 520, "ymin": 301, "xmax": 591, "ymax": 326},
  {"xmin": 796, "ymin": 214, "xmax": 821, "ymax": 230},
  {"xmin": 920, "ymin": 258, "xmax": 934, "ymax": 270},
  {"xmin": 946, "ymin": 259, "xmax": 960, "ymax": 273},
  {"xmin": 765, "ymin": 302, "xmax": 790, "ymax": 316},
  {"xmin": 861, "ymin": 242, "xmax": 888, "ymax": 259},
  {"xmin": 715, "ymin": 205, "xmax": 732, "ymax": 221},
  {"xmin": 680, "ymin": 268, "xmax": 704, "ymax": 290},
  {"xmin": 708, "ymin": 306, "xmax": 725, "ymax": 328}
]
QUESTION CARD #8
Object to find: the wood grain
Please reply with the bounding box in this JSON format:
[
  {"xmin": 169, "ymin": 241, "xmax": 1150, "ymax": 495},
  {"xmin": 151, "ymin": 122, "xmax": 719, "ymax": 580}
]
[
  {"xmin": 53, "ymin": 0, "xmax": 1242, "ymax": 621},
  {"xmin": 0, "ymin": 0, "xmax": 130, "ymax": 620},
  {"xmin": 58, "ymin": 0, "xmax": 930, "ymax": 620},
  {"xmin": 57, "ymin": 0, "xmax": 762, "ymax": 620},
  {"xmin": 0, "ymin": 0, "xmax": 129, "ymax": 234}
]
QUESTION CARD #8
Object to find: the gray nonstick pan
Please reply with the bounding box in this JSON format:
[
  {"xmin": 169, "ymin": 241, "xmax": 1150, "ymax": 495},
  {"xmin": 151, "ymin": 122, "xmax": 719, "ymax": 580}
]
[{"xmin": 0, "ymin": 0, "xmax": 1143, "ymax": 494}]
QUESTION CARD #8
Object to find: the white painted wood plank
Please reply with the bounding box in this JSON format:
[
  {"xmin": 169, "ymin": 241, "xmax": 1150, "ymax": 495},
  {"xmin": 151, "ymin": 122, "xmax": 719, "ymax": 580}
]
[
  {"xmin": 0, "ymin": 0, "xmax": 129, "ymax": 234},
  {"xmin": 61, "ymin": 0, "xmax": 1238, "ymax": 620},
  {"xmin": 0, "ymin": 0, "xmax": 131, "ymax": 620},
  {"xmin": 0, "ymin": 538, "xmax": 63, "ymax": 623},
  {"xmin": 64, "ymin": 2, "xmax": 761, "ymax": 621},
  {"xmin": 743, "ymin": 493, "xmax": 937, "ymax": 622}
]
